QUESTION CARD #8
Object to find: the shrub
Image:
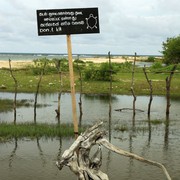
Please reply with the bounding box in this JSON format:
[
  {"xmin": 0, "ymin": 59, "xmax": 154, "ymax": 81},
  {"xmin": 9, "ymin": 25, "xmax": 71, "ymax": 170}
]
[
  {"xmin": 147, "ymin": 56, "xmax": 155, "ymax": 62},
  {"xmin": 31, "ymin": 58, "xmax": 69, "ymax": 75},
  {"xmin": 151, "ymin": 62, "xmax": 163, "ymax": 69},
  {"xmin": 162, "ymin": 35, "xmax": 180, "ymax": 64},
  {"xmin": 83, "ymin": 62, "xmax": 117, "ymax": 81},
  {"xmin": 52, "ymin": 58, "xmax": 69, "ymax": 72}
]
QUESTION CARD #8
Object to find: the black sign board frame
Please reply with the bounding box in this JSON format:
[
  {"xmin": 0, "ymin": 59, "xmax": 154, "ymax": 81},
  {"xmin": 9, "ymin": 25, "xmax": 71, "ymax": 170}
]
[{"xmin": 37, "ymin": 7, "xmax": 100, "ymax": 36}]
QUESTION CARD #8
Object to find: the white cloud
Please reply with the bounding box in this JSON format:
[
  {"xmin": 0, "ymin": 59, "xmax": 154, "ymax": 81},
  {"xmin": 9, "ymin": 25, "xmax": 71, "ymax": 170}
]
[{"xmin": 0, "ymin": 0, "xmax": 180, "ymax": 55}]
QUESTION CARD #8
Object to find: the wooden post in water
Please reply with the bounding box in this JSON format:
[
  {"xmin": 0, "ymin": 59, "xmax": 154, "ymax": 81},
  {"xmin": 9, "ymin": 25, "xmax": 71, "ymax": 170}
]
[
  {"xmin": 108, "ymin": 51, "xmax": 112, "ymax": 142},
  {"xmin": 165, "ymin": 65, "xmax": 177, "ymax": 116},
  {"xmin": 66, "ymin": 35, "xmax": 78, "ymax": 136},
  {"xmin": 131, "ymin": 52, "xmax": 137, "ymax": 119},
  {"xmin": 9, "ymin": 59, "xmax": 17, "ymax": 125}
]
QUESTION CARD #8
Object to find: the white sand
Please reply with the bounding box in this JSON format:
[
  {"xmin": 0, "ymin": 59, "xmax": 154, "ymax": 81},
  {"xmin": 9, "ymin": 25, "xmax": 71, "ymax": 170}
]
[{"xmin": 0, "ymin": 57, "xmax": 134, "ymax": 69}]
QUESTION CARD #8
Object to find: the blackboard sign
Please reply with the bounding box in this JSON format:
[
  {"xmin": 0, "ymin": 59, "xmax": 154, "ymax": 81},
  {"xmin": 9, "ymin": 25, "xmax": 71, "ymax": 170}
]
[{"xmin": 36, "ymin": 7, "xmax": 100, "ymax": 36}]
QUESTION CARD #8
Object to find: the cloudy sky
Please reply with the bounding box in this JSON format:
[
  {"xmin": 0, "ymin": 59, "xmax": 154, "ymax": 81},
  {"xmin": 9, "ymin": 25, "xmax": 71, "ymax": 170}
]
[{"xmin": 0, "ymin": 0, "xmax": 180, "ymax": 55}]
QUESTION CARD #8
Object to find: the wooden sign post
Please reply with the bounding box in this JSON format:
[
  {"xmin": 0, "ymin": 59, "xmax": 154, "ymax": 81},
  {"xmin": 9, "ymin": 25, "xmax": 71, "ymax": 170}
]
[
  {"xmin": 37, "ymin": 7, "xmax": 100, "ymax": 136},
  {"xmin": 66, "ymin": 34, "xmax": 78, "ymax": 135}
]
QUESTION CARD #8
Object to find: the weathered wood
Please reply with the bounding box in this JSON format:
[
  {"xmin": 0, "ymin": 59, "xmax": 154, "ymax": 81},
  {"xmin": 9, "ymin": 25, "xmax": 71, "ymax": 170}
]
[
  {"xmin": 108, "ymin": 51, "xmax": 112, "ymax": 142},
  {"xmin": 76, "ymin": 58, "xmax": 83, "ymax": 126},
  {"xmin": 143, "ymin": 65, "xmax": 153, "ymax": 116},
  {"xmin": 56, "ymin": 122, "xmax": 171, "ymax": 180},
  {"xmin": 34, "ymin": 61, "xmax": 46, "ymax": 124},
  {"xmin": 9, "ymin": 59, "xmax": 18, "ymax": 125},
  {"xmin": 131, "ymin": 53, "xmax": 137, "ymax": 117},
  {"xmin": 54, "ymin": 59, "xmax": 63, "ymax": 122},
  {"xmin": 67, "ymin": 35, "xmax": 78, "ymax": 135},
  {"xmin": 98, "ymin": 138, "xmax": 171, "ymax": 180},
  {"xmin": 115, "ymin": 108, "xmax": 144, "ymax": 112},
  {"xmin": 166, "ymin": 65, "xmax": 177, "ymax": 116}
]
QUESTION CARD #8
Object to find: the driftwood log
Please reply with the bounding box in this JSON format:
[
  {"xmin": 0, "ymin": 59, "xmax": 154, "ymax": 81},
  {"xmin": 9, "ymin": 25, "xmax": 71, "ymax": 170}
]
[{"xmin": 56, "ymin": 122, "xmax": 171, "ymax": 180}]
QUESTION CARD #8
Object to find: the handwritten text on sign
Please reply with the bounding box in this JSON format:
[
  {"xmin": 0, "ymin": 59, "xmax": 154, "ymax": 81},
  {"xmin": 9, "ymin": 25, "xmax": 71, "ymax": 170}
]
[{"xmin": 36, "ymin": 8, "xmax": 100, "ymax": 36}]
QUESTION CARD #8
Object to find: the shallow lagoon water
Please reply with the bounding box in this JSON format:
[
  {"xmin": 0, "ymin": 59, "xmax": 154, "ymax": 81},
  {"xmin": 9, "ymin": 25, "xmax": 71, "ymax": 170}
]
[
  {"xmin": 0, "ymin": 92, "xmax": 180, "ymax": 124},
  {"xmin": 0, "ymin": 92, "xmax": 180, "ymax": 179}
]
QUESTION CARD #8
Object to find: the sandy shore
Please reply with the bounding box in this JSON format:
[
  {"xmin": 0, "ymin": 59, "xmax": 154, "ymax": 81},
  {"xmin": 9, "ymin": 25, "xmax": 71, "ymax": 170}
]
[
  {"xmin": 0, "ymin": 60, "xmax": 33, "ymax": 69},
  {"xmin": 82, "ymin": 57, "xmax": 133, "ymax": 63},
  {"xmin": 0, "ymin": 57, "xmax": 133, "ymax": 69}
]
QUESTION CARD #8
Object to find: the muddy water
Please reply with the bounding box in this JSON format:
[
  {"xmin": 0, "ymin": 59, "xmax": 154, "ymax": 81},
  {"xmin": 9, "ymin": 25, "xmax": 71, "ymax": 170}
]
[{"xmin": 0, "ymin": 93, "xmax": 180, "ymax": 179}]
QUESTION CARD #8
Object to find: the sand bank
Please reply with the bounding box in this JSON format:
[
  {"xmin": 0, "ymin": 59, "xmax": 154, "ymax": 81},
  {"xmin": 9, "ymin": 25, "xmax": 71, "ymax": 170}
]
[
  {"xmin": 81, "ymin": 57, "xmax": 133, "ymax": 63},
  {"xmin": 0, "ymin": 57, "xmax": 133, "ymax": 69},
  {"xmin": 0, "ymin": 60, "xmax": 33, "ymax": 69}
]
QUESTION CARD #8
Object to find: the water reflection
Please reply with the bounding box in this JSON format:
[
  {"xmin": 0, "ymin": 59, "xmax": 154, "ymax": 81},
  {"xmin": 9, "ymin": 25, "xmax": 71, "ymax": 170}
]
[
  {"xmin": 56, "ymin": 137, "xmax": 62, "ymax": 162},
  {"xmin": 1, "ymin": 93, "xmax": 180, "ymax": 179},
  {"xmin": 37, "ymin": 138, "xmax": 46, "ymax": 166},
  {"xmin": 148, "ymin": 116, "xmax": 152, "ymax": 143},
  {"xmin": 1, "ymin": 93, "xmax": 180, "ymax": 125},
  {"xmin": 164, "ymin": 116, "xmax": 170, "ymax": 150},
  {"xmin": 0, "ymin": 119, "xmax": 180, "ymax": 180},
  {"xmin": 9, "ymin": 137, "xmax": 18, "ymax": 168}
]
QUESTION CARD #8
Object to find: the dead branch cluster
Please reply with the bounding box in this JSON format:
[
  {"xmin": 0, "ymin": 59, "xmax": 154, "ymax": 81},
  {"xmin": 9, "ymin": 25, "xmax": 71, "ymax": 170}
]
[{"xmin": 56, "ymin": 122, "xmax": 171, "ymax": 180}]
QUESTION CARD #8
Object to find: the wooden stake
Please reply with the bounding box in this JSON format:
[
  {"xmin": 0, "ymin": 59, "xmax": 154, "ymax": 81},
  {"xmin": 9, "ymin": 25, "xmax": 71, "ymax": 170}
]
[
  {"xmin": 66, "ymin": 35, "xmax": 78, "ymax": 135},
  {"xmin": 9, "ymin": 59, "xmax": 17, "ymax": 125}
]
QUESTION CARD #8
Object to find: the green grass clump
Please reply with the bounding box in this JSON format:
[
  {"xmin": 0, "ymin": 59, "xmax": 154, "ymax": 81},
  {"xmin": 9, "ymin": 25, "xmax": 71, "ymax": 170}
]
[
  {"xmin": 0, "ymin": 99, "xmax": 34, "ymax": 112},
  {"xmin": 114, "ymin": 124, "xmax": 128, "ymax": 132},
  {"xmin": 0, "ymin": 99, "xmax": 13, "ymax": 112},
  {"xmin": 150, "ymin": 119, "xmax": 164, "ymax": 125},
  {"xmin": 0, "ymin": 123, "xmax": 79, "ymax": 141}
]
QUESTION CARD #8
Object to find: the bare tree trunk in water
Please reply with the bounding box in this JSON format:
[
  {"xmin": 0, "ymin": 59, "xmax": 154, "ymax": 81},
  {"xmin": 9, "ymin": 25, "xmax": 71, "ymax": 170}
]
[
  {"xmin": 55, "ymin": 60, "xmax": 63, "ymax": 124},
  {"xmin": 166, "ymin": 65, "xmax": 177, "ymax": 116},
  {"xmin": 77, "ymin": 58, "xmax": 83, "ymax": 127},
  {"xmin": 34, "ymin": 62, "xmax": 46, "ymax": 124},
  {"xmin": 9, "ymin": 59, "xmax": 18, "ymax": 125},
  {"xmin": 108, "ymin": 51, "xmax": 112, "ymax": 142},
  {"xmin": 143, "ymin": 65, "xmax": 153, "ymax": 117},
  {"xmin": 131, "ymin": 53, "xmax": 137, "ymax": 120}
]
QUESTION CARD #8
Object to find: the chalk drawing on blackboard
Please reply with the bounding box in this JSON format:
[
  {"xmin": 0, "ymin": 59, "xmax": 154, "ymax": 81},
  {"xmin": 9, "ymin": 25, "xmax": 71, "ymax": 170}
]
[{"xmin": 86, "ymin": 14, "xmax": 97, "ymax": 30}]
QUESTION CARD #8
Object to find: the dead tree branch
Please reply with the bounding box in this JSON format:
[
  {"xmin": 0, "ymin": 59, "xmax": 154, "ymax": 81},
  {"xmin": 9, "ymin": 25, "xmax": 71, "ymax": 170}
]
[
  {"xmin": 34, "ymin": 62, "xmax": 46, "ymax": 124},
  {"xmin": 56, "ymin": 122, "xmax": 171, "ymax": 180},
  {"xmin": 54, "ymin": 60, "xmax": 63, "ymax": 122},
  {"xmin": 131, "ymin": 53, "xmax": 137, "ymax": 118},
  {"xmin": 9, "ymin": 59, "xmax": 18, "ymax": 124},
  {"xmin": 108, "ymin": 51, "xmax": 112, "ymax": 142},
  {"xmin": 76, "ymin": 59, "xmax": 83, "ymax": 126},
  {"xmin": 166, "ymin": 65, "xmax": 177, "ymax": 116},
  {"xmin": 143, "ymin": 65, "xmax": 153, "ymax": 116},
  {"xmin": 115, "ymin": 108, "xmax": 144, "ymax": 112}
]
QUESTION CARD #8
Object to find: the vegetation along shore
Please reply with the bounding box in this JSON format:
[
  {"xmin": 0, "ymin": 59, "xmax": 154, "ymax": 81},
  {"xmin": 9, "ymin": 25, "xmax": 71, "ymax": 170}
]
[{"xmin": 0, "ymin": 55, "xmax": 179, "ymax": 97}]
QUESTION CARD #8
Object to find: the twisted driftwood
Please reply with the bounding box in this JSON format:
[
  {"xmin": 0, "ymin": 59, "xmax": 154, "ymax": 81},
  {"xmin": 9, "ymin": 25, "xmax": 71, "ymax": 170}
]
[{"xmin": 56, "ymin": 122, "xmax": 171, "ymax": 180}]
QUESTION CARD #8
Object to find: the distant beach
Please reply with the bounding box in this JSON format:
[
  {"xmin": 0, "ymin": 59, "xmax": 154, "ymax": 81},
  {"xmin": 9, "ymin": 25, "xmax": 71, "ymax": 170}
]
[
  {"xmin": 0, "ymin": 58, "xmax": 131, "ymax": 69},
  {"xmin": 0, "ymin": 60, "xmax": 33, "ymax": 69},
  {"xmin": 0, "ymin": 53, "xmax": 128, "ymax": 69},
  {"xmin": 0, "ymin": 52, "xmax": 161, "ymax": 69}
]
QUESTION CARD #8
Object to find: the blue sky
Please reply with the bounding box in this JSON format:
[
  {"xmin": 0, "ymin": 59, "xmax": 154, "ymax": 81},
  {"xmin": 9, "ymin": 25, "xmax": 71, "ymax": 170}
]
[{"xmin": 0, "ymin": 0, "xmax": 180, "ymax": 55}]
